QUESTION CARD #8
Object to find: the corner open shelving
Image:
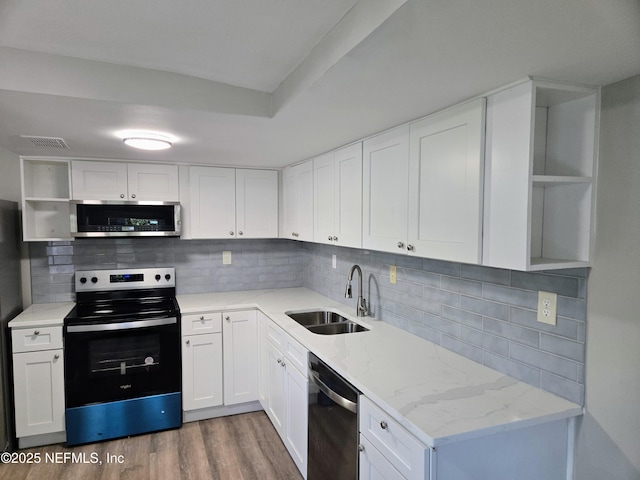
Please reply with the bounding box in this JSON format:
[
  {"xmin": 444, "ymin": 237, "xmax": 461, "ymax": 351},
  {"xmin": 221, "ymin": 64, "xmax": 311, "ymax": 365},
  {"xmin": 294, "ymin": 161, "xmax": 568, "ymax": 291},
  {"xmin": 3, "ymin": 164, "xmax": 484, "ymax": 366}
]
[
  {"xmin": 21, "ymin": 158, "xmax": 72, "ymax": 241},
  {"xmin": 483, "ymin": 78, "xmax": 599, "ymax": 271}
]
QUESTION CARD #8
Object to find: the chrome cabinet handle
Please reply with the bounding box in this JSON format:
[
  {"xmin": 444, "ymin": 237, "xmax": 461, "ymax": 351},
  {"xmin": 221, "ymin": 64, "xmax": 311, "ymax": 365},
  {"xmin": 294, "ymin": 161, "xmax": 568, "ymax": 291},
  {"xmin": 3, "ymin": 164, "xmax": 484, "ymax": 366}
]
[
  {"xmin": 380, "ymin": 420, "xmax": 388, "ymax": 430},
  {"xmin": 407, "ymin": 244, "xmax": 414, "ymax": 252},
  {"xmin": 397, "ymin": 242, "xmax": 404, "ymax": 249},
  {"xmin": 358, "ymin": 444, "xmax": 365, "ymax": 452},
  {"xmin": 333, "ymin": 236, "xmax": 338, "ymax": 241},
  {"xmin": 225, "ymin": 316, "xmax": 230, "ymax": 321},
  {"xmin": 186, "ymin": 339, "xmax": 190, "ymax": 345},
  {"xmin": 277, "ymin": 358, "xmax": 282, "ymax": 364},
  {"xmin": 120, "ymin": 194, "xmax": 125, "ymax": 198},
  {"xmin": 230, "ymin": 231, "xmax": 235, "ymax": 236},
  {"xmin": 54, "ymin": 354, "xmax": 60, "ymax": 360},
  {"xmin": 34, "ymin": 330, "xmax": 40, "ymax": 335},
  {"xmin": 131, "ymin": 194, "xmax": 136, "ymax": 199},
  {"xmin": 328, "ymin": 236, "xmax": 332, "ymax": 241},
  {"xmin": 200, "ymin": 316, "xmax": 205, "ymax": 321},
  {"xmin": 238, "ymin": 231, "xmax": 243, "ymax": 236},
  {"xmin": 281, "ymin": 360, "xmax": 286, "ymax": 368}
]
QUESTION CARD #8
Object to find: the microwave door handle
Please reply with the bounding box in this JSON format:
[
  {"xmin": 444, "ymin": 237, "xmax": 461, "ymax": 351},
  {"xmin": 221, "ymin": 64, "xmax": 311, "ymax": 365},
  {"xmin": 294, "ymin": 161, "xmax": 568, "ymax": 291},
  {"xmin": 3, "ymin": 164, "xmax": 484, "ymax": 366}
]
[
  {"xmin": 308, "ymin": 368, "xmax": 358, "ymax": 414},
  {"xmin": 66, "ymin": 317, "xmax": 177, "ymax": 333}
]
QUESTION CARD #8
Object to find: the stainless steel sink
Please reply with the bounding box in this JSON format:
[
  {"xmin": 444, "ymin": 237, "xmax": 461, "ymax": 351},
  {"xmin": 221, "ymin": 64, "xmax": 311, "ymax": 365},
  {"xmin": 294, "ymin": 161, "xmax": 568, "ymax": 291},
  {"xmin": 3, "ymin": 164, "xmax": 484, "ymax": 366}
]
[{"xmin": 285, "ymin": 309, "xmax": 369, "ymax": 335}]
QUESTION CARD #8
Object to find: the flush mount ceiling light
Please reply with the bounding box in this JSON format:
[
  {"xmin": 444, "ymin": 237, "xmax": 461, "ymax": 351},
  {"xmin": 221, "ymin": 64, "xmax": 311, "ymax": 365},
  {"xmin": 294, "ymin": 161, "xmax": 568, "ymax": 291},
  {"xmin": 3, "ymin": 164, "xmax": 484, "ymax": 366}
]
[{"xmin": 122, "ymin": 132, "xmax": 172, "ymax": 150}]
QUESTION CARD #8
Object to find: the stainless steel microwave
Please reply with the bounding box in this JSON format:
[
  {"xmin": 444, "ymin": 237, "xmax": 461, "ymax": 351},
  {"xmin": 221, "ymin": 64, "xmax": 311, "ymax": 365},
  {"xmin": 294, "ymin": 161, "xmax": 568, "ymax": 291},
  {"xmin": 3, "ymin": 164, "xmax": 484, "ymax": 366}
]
[{"xmin": 70, "ymin": 200, "xmax": 181, "ymax": 237}]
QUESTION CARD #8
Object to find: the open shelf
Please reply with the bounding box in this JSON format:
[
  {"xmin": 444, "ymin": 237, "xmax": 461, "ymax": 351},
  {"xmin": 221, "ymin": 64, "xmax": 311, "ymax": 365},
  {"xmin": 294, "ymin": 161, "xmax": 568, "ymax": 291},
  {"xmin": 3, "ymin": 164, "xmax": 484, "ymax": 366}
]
[
  {"xmin": 23, "ymin": 200, "xmax": 72, "ymax": 241},
  {"xmin": 21, "ymin": 158, "xmax": 72, "ymax": 241}
]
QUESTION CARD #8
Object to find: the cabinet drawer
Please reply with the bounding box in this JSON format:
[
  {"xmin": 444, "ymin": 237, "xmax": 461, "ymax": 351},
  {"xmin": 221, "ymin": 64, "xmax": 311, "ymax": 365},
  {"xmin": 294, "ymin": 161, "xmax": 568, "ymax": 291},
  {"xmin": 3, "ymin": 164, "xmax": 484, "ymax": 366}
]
[
  {"xmin": 266, "ymin": 321, "xmax": 285, "ymax": 349},
  {"xmin": 12, "ymin": 326, "xmax": 63, "ymax": 353},
  {"xmin": 182, "ymin": 312, "xmax": 222, "ymax": 335},
  {"xmin": 283, "ymin": 335, "xmax": 307, "ymax": 377},
  {"xmin": 359, "ymin": 396, "xmax": 429, "ymax": 480}
]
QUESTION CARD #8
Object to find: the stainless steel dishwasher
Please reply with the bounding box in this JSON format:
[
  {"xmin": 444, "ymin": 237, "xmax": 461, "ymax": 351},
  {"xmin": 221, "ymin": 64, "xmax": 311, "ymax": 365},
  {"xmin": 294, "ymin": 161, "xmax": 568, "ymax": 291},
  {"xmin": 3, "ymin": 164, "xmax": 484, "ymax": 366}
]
[{"xmin": 308, "ymin": 353, "xmax": 360, "ymax": 480}]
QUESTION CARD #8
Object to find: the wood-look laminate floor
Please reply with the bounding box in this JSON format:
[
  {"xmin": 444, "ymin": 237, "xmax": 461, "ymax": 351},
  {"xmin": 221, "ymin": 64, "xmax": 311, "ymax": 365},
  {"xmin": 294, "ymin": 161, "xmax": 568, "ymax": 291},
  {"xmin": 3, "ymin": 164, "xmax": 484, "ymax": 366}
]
[{"xmin": 0, "ymin": 411, "xmax": 303, "ymax": 480}]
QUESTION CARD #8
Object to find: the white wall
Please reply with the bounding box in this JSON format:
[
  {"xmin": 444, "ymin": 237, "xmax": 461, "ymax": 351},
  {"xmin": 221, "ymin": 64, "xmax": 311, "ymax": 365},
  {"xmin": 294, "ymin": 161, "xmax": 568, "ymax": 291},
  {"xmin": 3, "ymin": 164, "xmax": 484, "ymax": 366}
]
[
  {"xmin": 575, "ymin": 75, "xmax": 640, "ymax": 479},
  {"xmin": 0, "ymin": 145, "xmax": 20, "ymax": 202}
]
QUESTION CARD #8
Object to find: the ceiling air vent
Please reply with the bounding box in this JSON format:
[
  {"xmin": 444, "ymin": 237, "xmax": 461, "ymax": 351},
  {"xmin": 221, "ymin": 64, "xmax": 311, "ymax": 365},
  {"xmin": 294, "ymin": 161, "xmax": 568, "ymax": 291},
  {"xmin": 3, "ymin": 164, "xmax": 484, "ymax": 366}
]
[{"xmin": 21, "ymin": 135, "xmax": 70, "ymax": 149}]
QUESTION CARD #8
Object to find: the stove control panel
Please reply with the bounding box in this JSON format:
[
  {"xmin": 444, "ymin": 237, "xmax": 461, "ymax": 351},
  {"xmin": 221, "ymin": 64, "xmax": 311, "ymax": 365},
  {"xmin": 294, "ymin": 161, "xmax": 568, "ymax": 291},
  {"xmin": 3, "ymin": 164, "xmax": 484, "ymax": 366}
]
[{"xmin": 75, "ymin": 267, "xmax": 175, "ymax": 292}]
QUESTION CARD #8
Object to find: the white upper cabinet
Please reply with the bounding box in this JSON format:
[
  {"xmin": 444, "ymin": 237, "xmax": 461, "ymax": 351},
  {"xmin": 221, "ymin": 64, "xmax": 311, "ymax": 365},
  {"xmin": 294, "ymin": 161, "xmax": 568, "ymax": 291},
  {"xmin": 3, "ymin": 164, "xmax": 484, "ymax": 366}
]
[
  {"xmin": 127, "ymin": 163, "xmax": 180, "ymax": 201},
  {"xmin": 189, "ymin": 166, "xmax": 236, "ymax": 238},
  {"xmin": 71, "ymin": 160, "xmax": 179, "ymax": 201},
  {"xmin": 363, "ymin": 126, "xmax": 410, "ymax": 254},
  {"xmin": 483, "ymin": 79, "xmax": 598, "ymax": 271},
  {"xmin": 408, "ymin": 99, "xmax": 486, "ymax": 263},
  {"xmin": 188, "ymin": 166, "xmax": 278, "ymax": 239},
  {"xmin": 282, "ymin": 160, "xmax": 314, "ymax": 241},
  {"xmin": 236, "ymin": 169, "xmax": 278, "ymax": 238},
  {"xmin": 313, "ymin": 143, "xmax": 363, "ymax": 248}
]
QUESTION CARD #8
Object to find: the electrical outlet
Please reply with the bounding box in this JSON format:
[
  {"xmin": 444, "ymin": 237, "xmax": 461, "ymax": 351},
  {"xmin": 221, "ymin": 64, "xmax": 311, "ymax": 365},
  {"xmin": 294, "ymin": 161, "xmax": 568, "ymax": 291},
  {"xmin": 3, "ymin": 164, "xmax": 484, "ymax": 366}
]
[
  {"xmin": 222, "ymin": 251, "xmax": 232, "ymax": 265},
  {"xmin": 332, "ymin": 254, "xmax": 337, "ymax": 269},
  {"xmin": 537, "ymin": 291, "xmax": 557, "ymax": 325},
  {"xmin": 389, "ymin": 265, "xmax": 397, "ymax": 284}
]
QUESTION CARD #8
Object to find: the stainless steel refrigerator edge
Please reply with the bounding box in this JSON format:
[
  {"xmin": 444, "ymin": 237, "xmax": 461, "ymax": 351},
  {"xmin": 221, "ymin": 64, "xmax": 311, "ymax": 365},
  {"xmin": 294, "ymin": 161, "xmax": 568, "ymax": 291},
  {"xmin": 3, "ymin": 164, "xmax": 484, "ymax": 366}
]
[{"xmin": 0, "ymin": 200, "xmax": 23, "ymax": 452}]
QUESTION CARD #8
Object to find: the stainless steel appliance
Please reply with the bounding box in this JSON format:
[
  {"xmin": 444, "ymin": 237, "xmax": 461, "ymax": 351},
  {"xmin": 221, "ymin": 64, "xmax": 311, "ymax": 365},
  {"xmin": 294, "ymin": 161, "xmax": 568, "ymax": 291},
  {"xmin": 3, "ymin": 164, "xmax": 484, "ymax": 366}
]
[
  {"xmin": 63, "ymin": 267, "xmax": 181, "ymax": 446},
  {"xmin": 0, "ymin": 200, "xmax": 22, "ymax": 452},
  {"xmin": 70, "ymin": 200, "xmax": 181, "ymax": 237},
  {"xmin": 308, "ymin": 353, "xmax": 360, "ymax": 480}
]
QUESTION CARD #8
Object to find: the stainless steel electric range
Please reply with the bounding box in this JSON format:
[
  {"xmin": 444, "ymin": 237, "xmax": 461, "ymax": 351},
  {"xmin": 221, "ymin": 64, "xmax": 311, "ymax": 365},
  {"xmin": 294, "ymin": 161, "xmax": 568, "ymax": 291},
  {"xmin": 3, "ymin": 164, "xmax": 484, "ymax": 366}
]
[{"xmin": 63, "ymin": 267, "xmax": 181, "ymax": 446}]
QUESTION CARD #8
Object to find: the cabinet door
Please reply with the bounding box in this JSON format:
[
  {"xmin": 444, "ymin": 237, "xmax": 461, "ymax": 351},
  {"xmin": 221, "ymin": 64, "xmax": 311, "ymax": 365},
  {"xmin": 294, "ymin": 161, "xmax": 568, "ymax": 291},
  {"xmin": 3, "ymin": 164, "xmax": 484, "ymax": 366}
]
[
  {"xmin": 71, "ymin": 160, "xmax": 128, "ymax": 200},
  {"xmin": 266, "ymin": 341, "xmax": 286, "ymax": 436},
  {"xmin": 334, "ymin": 142, "xmax": 363, "ymax": 248},
  {"xmin": 359, "ymin": 436, "xmax": 405, "ymax": 480},
  {"xmin": 182, "ymin": 333, "xmax": 223, "ymax": 411},
  {"xmin": 222, "ymin": 310, "xmax": 258, "ymax": 405},
  {"xmin": 408, "ymin": 99, "xmax": 486, "ymax": 263},
  {"xmin": 313, "ymin": 152, "xmax": 336, "ymax": 245},
  {"xmin": 13, "ymin": 349, "xmax": 65, "ymax": 437},
  {"xmin": 284, "ymin": 362, "xmax": 309, "ymax": 477},
  {"xmin": 363, "ymin": 126, "xmax": 410, "ymax": 254},
  {"xmin": 257, "ymin": 312, "xmax": 269, "ymax": 410},
  {"xmin": 236, "ymin": 169, "xmax": 278, "ymax": 238},
  {"xmin": 127, "ymin": 163, "xmax": 179, "ymax": 201},
  {"xmin": 283, "ymin": 161, "xmax": 313, "ymax": 241},
  {"xmin": 189, "ymin": 166, "xmax": 236, "ymax": 239}
]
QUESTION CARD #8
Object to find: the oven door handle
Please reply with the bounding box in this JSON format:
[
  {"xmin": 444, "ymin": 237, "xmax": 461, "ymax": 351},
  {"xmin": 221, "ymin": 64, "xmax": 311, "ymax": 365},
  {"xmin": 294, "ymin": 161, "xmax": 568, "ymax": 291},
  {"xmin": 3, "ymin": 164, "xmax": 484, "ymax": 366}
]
[
  {"xmin": 308, "ymin": 368, "xmax": 358, "ymax": 413},
  {"xmin": 66, "ymin": 317, "xmax": 177, "ymax": 333}
]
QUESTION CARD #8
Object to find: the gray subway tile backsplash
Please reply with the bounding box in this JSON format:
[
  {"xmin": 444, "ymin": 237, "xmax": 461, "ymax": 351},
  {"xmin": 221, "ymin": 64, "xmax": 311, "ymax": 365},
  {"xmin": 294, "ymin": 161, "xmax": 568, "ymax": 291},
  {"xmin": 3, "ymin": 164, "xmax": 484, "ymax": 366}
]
[
  {"xmin": 30, "ymin": 238, "xmax": 587, "ymax": 405},
  {"xmin": 301, "ymin": 242, "xmax": 587, "ymax": 405}
]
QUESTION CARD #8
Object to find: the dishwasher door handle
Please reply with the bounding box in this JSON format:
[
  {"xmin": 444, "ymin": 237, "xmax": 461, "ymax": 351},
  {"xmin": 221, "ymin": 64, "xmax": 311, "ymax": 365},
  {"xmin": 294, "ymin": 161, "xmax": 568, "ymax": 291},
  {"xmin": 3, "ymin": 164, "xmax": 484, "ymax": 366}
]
[{"xmin": 309, "ymin": 368, "xmax": 358, "ymax": 413}]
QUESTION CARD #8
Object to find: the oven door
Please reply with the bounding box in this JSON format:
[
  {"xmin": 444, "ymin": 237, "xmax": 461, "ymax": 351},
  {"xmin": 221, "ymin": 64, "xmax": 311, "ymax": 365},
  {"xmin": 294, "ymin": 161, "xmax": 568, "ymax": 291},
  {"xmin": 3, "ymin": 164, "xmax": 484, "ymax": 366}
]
[{"xmin": 64, "ymin": 317, "xmax": 181, "ymax": 408}]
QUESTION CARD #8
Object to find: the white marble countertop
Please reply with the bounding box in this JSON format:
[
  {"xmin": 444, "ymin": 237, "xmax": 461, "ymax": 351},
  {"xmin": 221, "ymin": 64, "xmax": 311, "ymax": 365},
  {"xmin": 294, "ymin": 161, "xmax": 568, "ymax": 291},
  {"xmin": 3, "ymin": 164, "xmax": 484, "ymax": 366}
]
[
  {"xmin": 8, "ymin": 302, "xmax": 75, "ymax": 328},
  {"xmin": 177, "ymin": 287, "xmax": 583, "ymax": 448}
]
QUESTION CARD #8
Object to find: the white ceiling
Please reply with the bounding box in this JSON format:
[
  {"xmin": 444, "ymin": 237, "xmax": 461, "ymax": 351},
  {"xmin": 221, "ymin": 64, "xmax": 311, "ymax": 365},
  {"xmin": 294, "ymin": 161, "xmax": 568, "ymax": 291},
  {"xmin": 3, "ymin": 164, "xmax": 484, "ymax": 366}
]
[{"xmin": 0, "ymin": 0, "xmax": 639, "ymax": 168}]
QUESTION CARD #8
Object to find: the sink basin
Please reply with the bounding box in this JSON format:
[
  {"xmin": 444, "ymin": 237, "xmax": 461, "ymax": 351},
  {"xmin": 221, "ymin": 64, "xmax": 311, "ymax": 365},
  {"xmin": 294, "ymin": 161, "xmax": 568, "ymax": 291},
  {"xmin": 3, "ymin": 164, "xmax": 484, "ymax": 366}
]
[
  {"xmin": 285, "ymin": 309, "xmax": 369, "ymax": 335},
  {"xmin": 306, "ymin": 322, "xmax": 368, "ymax": 335}
]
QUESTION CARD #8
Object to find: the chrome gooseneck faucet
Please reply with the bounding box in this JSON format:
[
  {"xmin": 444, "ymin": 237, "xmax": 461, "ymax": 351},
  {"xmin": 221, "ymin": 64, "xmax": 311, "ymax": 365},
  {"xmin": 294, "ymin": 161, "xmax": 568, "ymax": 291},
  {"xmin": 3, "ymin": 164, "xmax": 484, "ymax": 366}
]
[{"xmin": 345, "ymin": 264, "xmax": 368, "ymax": 317}]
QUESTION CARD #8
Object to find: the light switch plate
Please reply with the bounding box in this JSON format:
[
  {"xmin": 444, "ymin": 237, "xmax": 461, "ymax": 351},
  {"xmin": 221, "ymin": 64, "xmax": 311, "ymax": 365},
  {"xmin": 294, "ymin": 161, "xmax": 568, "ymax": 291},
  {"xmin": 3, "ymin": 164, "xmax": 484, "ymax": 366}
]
[
  {"xmin": 222, "ymin": 251, "xmax": 232, "ymax": 265},
  {"xmin": 389, "ymin": 265, "xmax": 397, "ymax": 284},
  {"xmin": 537, "ymin": 291, "xmax": 557, "ymax": 325},
  {"xmin": 332, "ymin": 254, "xmax": 337, "ymax": 269}
]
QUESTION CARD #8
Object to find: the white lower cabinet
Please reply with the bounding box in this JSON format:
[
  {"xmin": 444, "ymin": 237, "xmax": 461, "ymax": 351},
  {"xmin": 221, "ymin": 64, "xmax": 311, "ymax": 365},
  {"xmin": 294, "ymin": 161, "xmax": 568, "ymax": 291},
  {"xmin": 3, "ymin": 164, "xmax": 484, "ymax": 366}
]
[
  {"xmin": 182, "ymin": 313, "xmax": 224, "ymax": 412},
  {"xmin": 182, "ymin": 332, "xmax": 223, "ymax": 411},
  {"xmin": 359, "ymin": 435, "xmax": 405, "ymax": 480},
  {"xmin": 359, "ymin": 396, "xmax": 429, "ymax": 480},
  {"xmin": 261, "ymin": 319, "xmax": 309, "ymax": 478},
  {"xmin": 11, "ymin": 325, "xmax": 65, "ymax": 443},
  {"xmin": 182, "ymin": 309, "xmax": 259, "ymax": 413},
  {"xmin": 360, "ymin": 395, "xmax": 572, "ymax": 480},
  {"xmin": 222, "ymin": 310, "xmax": 259, "ymax": 405}
]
